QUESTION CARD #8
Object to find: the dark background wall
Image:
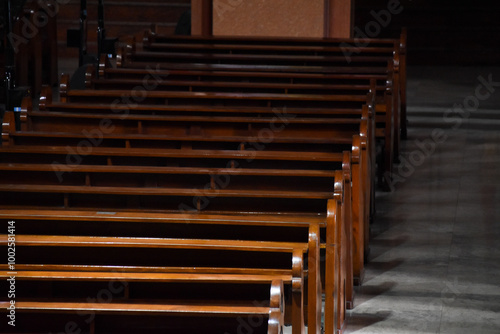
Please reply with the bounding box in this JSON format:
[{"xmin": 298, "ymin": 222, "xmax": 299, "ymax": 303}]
[
  {"xmin": 3, "ymin": 1, "xmax": 500, "ymax": 66},
  {"xmin": 355, "ymin": 0, "xmax": 500, "ymax": 65},
  {"xmin": 57, "ymin": 0, "xmax": 191, "ymax": 58}
]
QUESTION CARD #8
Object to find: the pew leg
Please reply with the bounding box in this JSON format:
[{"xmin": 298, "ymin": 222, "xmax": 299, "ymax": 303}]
[
  {"xmin": 16, "ymin": 44, "xmax": 29, "ymax": 88},
  {"xmin": 324, "ymin": 244, "xmax": 338, "ymax": 334},
  {"xmin": 325, "ymin": 199, "xmax": 342, "ymax": 334},
  {"xmin": 337, "ymin": 193, "xmax": 347, "ymax": 334},
  {"xmin": 292, "ymin": 249, "xmax": 306, "ymax": 334},
  {"xmin": 343, "ymin": 178, "xmax": 354, "ymax": 310},
  {"xmin": 351, "ymin": 163, "xmax": 365, "ymax": 285},
  {"xmin": 401, "ymin": 101, "xmax": 407, "ymax": 139},
  {"xmin": 393, "ymin": 106, "xmax": 400, "ymax": 161},
  {"xmin": 381, "ymin": 94, "xmax": 395, "ymax": 192},
  {"xmin": 307, "ymin": 224, "xmax": 321, "ymax": 334},
  {"xmin": 368, "ymin": 109, "xmax": 377, "ymax": 223},
  {"xmin": 33, "ymin": 36, "xmax": 43, "ymax": 97},
  {"xmin": 400, "ymin": 50, "xmax": 408, "ymax": 139},
  {"xmin": 382, "ymin": 136, "xmax": 395, "ymax": 192},
  {"xmin": 48, "ymin": 11, "xmax": 59, "ymax": 86},
  {"xmin": 362, "ymin": 144, "xmax": 371, "ymax": 266}
]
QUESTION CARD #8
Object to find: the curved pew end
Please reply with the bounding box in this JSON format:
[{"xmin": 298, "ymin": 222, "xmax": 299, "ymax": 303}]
[
  {"xmin": 2, "ymin": 111, "xmax": 15, "ymax": 147},
  {"xmin": 39, "ymin": 85, "xmax": 53, "ymax": 110},
  {"xmin": 59, "ymin": 74, "xmax": 70, "ymax": 103}
]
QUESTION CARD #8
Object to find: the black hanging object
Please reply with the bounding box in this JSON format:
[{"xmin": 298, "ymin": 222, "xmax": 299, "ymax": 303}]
[
  {"xmin": 97, "ymin": 0, "xmax": 117, "ymax": 60},
  {"xmin": 79, "ymin": 0, "xmax": 88, "ymax": 67},
  {"xmin": 4, "ymin": 0, "xmax": 15, "ymax": 108}
]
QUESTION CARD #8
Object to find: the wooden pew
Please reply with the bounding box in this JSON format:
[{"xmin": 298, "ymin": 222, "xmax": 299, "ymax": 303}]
[
  {"xmin": 89, "ymin": 66, "xmax": 385, "ymax": 100},
  {"xmin": 114, "ymin": 44, "xmax": 397, "ymax": 158},
  {"xmin": 55, "ymin": 76, "xmax": 375, "ymax": 205},
  {"xmin": 31, "ymin": 90, "xmax": 373, "ymax": 290},
  {"xmin": 1, "ymin": 303, "xmax": 283, "ymax": 334},
  {"xmin": 124, "ymin": 31, "xmax": 403, "ymax": 155},
  {"xmin": 116, "ymin": 31, "xmax": 402, "ymax": 179},
  {"xmin": 118, "ymin": 36, "xmax": 397, "ymax": 120},
  {"xmin": 143, "ymin": 26, "xmax": 405, "ymax": 62},
  {"xmin": 0, "ymin": 179, "xmax": 333, "ymax": 334},
  {"xmin": 1, "ymin": 107, "xmax": 351, "ymax": 334},
  {"xmin": 0, "ymin": 211, "xmax": 319, "ymax": 334},
  {"xmin": 51, "ymin": 80, "xmax": 374, "ymax": 279},
  {"xmin": 1, "ymin": 38, "xmax": 380, "ymax": 332},
  {"xmin": 94, "ymin": 54, "xmax": 393, "ymax": 192},
  {"xmin": 0, "ymin": 268, "xmax": 285, "ymax": 334},
  {"xmin": 141, "ymin": 27, "xmax": 408, "ymax": 140},
  {"xmin": 2, "ymin": 27, "xmax": 391, "ymax": 334},
  {"xmin": 87, "ymin": 62, "xmax": 388, "ymax": 195}
]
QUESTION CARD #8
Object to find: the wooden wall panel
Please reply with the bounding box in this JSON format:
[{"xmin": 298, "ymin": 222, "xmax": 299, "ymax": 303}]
[
  {"xmin": 191, "ymin": 0, "xmax": 212, "ymax": 36},
  {"xmin": 326, "ymin": 0, "xmax": 354, "ymax": 38},
  {"xmin": 212, "ymin": 0, "xmax": 325, "ymax": 38}
]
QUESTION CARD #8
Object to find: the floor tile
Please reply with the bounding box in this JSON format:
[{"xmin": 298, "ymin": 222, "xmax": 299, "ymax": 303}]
[{"xmin": 346, "ymin": 66, "xmax": 500, "ymax": 334}]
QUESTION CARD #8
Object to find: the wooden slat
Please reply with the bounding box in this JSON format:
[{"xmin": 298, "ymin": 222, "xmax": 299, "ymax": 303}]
[
  {"xmin": 0, "ymin": 271, "xmax": 292, "ymax": 283},
  {"xmin": 28, "ymin": 111, "xmax": 364, "ymax": 124},
  {"xmin": 65, "ymin": 89, "xmax": 369, "ymax": 101},
  {"xmin": 146, "ymin": 42, "xmax": 395, "ymax": 53},
  {"xmin": 0, "ymin": 181, "xmax": 333, "ymax": 199},
  {"xmin": 0, "ymin": 264, "xmax": 294, "ymax": 275},
  {"xmin": 0, "ymin": 301, "xmax": 273, "ymax": 315},
  {"xmin": 0, "ymin": 209, "xmax": 326, "ymax": 225},
  {"xmin": 0, "ymin": 163, "xmax": 336, "ymax": 178},
  {"xmin": 11, "ymin": 132, "xmax": 354, "ymax": 145},
  {"xmin": 0, "ymin": 146, "xmax": 344, "ymax": 162},
  {"xmin": 44, "ymin": 102, "xmax": 363, "ymax": 115},
  {"xmin": 0, "ymin": 234, "xmax": 309, "ymax": 252}
]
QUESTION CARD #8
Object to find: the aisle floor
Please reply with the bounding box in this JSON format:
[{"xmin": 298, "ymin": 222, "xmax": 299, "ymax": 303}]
[{"xmin": 345, "ymin": 66, "xmax": 500, "ymax": 333}]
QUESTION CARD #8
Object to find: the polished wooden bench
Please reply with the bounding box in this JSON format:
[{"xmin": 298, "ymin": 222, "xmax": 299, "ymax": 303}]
[
  {"xmin": 0, "ymin": 189, "xmax": 334, "ymax": 334},
  {"xmin": 140, "ymin": 27, "xmax": 407, "ymax": 140},
  {"xmin": 122, "ymin": 31, "xmax": 404, "ymax": 153},
  {"xmin": 118, "ymin": 29, "xmax": 405, "ymax": 173},
  {"xmin": 0, "ymin": 207, "xmax": 335, "ymax": 333},
  {"xmin": 3, "ymin": 103, "xmax": 354, "ymax": 332},
  {"xmin": 1, "ymin": 111, "xmax": 351, "ymax": 334},
  {"xmin": 93, "ymin": 54, "xmax": 392, "ymax": 191},
  {"xmin": 17, "ymin": 96, "xmax": 372, "ymax": 289},
  {"xmin": 89, "ymin": 63, "xmax": 388, "ymax": 159},
  {"xmin": 0, "ymin": 302, "xmax": 283, "ymax": 334},
  {"xmin": 54, "ymin": 76, "xmax": 375, "ymax": 208},
  {"xmin": 0, "ymin": 268, "xmax": 285, "ymax": 334},
  {"xmin": 0, "ymin": 210, "xmax": 322, "ymax": 334},
  {"xmin": 59, "ymin": 80, "xmax": 374, "ymax": 111},
  {"xmin": 112, "ymin": 46, "xmax": 399, "ymax": 163},
  {"xmin": 49, "ymin": 80, "xmax": 374, "ymax": 274},
  {"xmin": 86, "ymin": 62, "xmax": 390, "ymax": 192},
  {"xmin": 31, "ymin": 86, "xmax": 374, "ymax": 287}
]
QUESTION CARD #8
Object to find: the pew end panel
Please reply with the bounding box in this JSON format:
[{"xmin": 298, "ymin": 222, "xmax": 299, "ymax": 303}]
[
  {"xmin": 351, "ymin": 135, "xmax": 365, "ymax": 285},
  {"xmin": 399, "ymin": 28, "xmax": 408, "ymax": 139},
  {"xmin": 39, "ymin": 85, "xmax": 53, "ymax": 111},
  {"xmin": 2, "ymin": 111, "xmax": 15, "ymax": 147},
  {"xmin": 392, "ymin": 50, "xmax": 401, "ymax": 160},
  {"xmin": 59, "ymin": 74, "xmax": 71, "ymax": 103},
  {"xmin": 342, "ymin": 151, "xmax": 354, "ymax": 309},
  {"xmin": 19, "ymin": 97, "xmax": 33, "ymax": 132},
  {"xmin": 323, "ymin": 174, "xmax": 345, "ymax": 334}
]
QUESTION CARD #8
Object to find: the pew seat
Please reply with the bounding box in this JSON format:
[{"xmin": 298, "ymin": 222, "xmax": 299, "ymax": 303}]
[{"xmin": 0, "ymin": 276, "xmax": 284, "ymax": 334}]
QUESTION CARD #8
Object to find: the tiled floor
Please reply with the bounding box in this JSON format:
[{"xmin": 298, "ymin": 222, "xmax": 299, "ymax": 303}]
[{"xmin": 345, "ymin": 66, "xmax": 500, "ymax": 333}]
